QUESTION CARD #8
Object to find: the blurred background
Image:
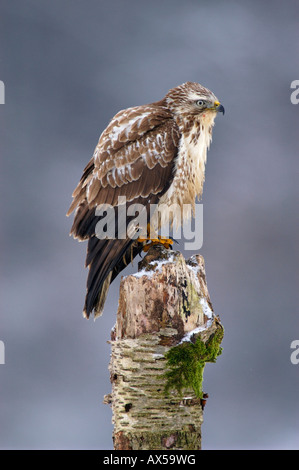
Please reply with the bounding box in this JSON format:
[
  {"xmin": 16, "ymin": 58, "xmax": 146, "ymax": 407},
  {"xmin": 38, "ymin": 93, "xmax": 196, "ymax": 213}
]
[{"xmin": 0, "ymin": 0, "xmax": 298, "ymax": 450}]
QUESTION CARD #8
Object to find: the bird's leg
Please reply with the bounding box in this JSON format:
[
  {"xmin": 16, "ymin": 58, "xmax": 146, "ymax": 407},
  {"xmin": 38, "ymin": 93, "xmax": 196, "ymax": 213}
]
[{"xmin": 137, "ymin": 223, "xmax": 173, "ymax": 252}]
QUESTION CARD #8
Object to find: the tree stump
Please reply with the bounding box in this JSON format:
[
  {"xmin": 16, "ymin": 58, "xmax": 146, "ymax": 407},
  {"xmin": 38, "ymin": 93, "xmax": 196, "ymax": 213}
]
[{"xmin": 105, "ymin": 244, "xmax": 223, "ymax": 450}]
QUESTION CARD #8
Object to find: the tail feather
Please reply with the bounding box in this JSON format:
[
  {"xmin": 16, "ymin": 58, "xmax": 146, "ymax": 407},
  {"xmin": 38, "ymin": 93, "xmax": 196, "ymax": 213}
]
[
  {"xmin": 70, "ymin": 194, "xmax": 165, "ymax": 319},
  {"xmin": 85, "ymin": 271, "xmax": 112, "ymax": 319},
  {"xmin": 83, "ymin": 237, "xmax": 138, "ymax": 318}
]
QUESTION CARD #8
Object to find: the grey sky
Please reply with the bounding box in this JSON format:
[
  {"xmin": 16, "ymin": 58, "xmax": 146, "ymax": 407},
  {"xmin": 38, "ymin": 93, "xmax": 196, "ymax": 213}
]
[{"xmin": 1, "ymin": 0, "xmax": 298, "ymax": 449}]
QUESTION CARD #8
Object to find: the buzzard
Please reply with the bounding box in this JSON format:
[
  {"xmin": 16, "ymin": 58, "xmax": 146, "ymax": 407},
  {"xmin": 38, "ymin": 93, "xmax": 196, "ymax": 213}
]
[{"xmin": 67, "ymin": 82, "xmax": 224, "ymax": 319}]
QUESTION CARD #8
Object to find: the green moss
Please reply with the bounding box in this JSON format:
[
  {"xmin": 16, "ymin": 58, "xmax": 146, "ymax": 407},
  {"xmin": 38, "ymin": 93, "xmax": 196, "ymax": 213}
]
[{"xmin": 164, "ymin": 328, "xmax": 224, "ymax": 398}]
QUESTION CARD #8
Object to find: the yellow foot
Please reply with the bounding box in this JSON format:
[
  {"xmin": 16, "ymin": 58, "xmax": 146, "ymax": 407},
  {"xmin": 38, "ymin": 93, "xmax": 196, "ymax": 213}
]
[{"xmin": 137, "ymin": 235, "xmax": 174, "ymax": 252}]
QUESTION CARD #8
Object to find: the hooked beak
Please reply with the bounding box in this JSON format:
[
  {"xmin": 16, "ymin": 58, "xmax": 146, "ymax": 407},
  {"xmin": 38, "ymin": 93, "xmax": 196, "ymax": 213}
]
[{"xmin": 214, "ymin": 101, "xmax": 225, "ymax": 115}]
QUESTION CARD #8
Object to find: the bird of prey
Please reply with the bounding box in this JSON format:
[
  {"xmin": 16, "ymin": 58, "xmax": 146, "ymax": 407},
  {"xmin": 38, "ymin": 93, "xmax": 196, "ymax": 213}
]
[{"xmin": 67, "ymin": 82, "xmax": 224, "ymax": 319}]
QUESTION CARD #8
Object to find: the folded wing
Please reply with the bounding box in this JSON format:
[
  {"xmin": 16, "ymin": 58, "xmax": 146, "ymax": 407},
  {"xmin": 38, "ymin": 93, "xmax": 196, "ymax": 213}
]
[{"xmin": 67, "ymin": 101, "xmax": 180, "ymax": 318}]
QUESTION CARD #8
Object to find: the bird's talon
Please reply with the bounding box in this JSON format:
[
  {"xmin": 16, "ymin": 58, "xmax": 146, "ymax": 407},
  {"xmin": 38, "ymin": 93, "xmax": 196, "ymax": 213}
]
[{"xmin": 137, "ymin": 235, "xmax": 174, "ymax": 252}]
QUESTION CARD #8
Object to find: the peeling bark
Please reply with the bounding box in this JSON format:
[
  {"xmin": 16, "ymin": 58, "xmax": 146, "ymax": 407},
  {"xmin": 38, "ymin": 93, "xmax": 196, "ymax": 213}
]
[{"xmin": 105, "ymin": 244, "xmax": 223, "ymax": 450}]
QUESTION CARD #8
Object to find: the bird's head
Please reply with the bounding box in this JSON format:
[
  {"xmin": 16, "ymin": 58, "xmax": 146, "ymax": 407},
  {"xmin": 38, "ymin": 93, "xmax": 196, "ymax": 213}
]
[{"xmin": 166, "ymin": 81, "xmax": 224, "ymax": 118}]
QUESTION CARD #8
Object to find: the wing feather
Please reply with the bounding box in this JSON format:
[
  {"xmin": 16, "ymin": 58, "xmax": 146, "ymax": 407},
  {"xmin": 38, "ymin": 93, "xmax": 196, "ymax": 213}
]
[{"xmin": 67, "ymin": 100, "xmax": 181, "ymax": 318}]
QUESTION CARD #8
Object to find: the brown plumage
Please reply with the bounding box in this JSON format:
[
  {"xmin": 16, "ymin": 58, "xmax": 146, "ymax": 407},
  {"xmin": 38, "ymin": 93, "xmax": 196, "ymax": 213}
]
[{"xmin": 67, "ymin": 82, "xmax": 224, "ymax": 319}]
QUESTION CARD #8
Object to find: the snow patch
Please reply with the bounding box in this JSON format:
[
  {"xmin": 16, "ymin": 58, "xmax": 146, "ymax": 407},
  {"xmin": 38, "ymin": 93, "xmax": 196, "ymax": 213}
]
[
  {"xmin": 200, "ymin": 297, "xmax": 213, "ymax": 319},
  {"xmin": 132, "ymin": 255, "xmax": 175, "ymax": 279},
  {"xmin": 179, "ymin": 325, "xmax": 208, "ymax": 344},
  {"xmin": 132, "ymin": 269, "xmax": 155, "ymax": 279},
  {"xmin": 179, "ymin": 299, "xmax": 214, "ymax": 344}
]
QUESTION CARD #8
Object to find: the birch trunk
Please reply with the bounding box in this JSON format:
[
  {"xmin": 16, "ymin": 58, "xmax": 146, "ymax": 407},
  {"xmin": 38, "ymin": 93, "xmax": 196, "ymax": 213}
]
[{"xmin": 105, "ymin": 244, "xmax": 223, "ymax": 450}]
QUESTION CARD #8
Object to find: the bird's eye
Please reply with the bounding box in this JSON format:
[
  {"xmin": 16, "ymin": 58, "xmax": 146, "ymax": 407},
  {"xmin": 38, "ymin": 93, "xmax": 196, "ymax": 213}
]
[{"xmin": 196, "ymin": 100, "xmax": 205, "ymax": 107}]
